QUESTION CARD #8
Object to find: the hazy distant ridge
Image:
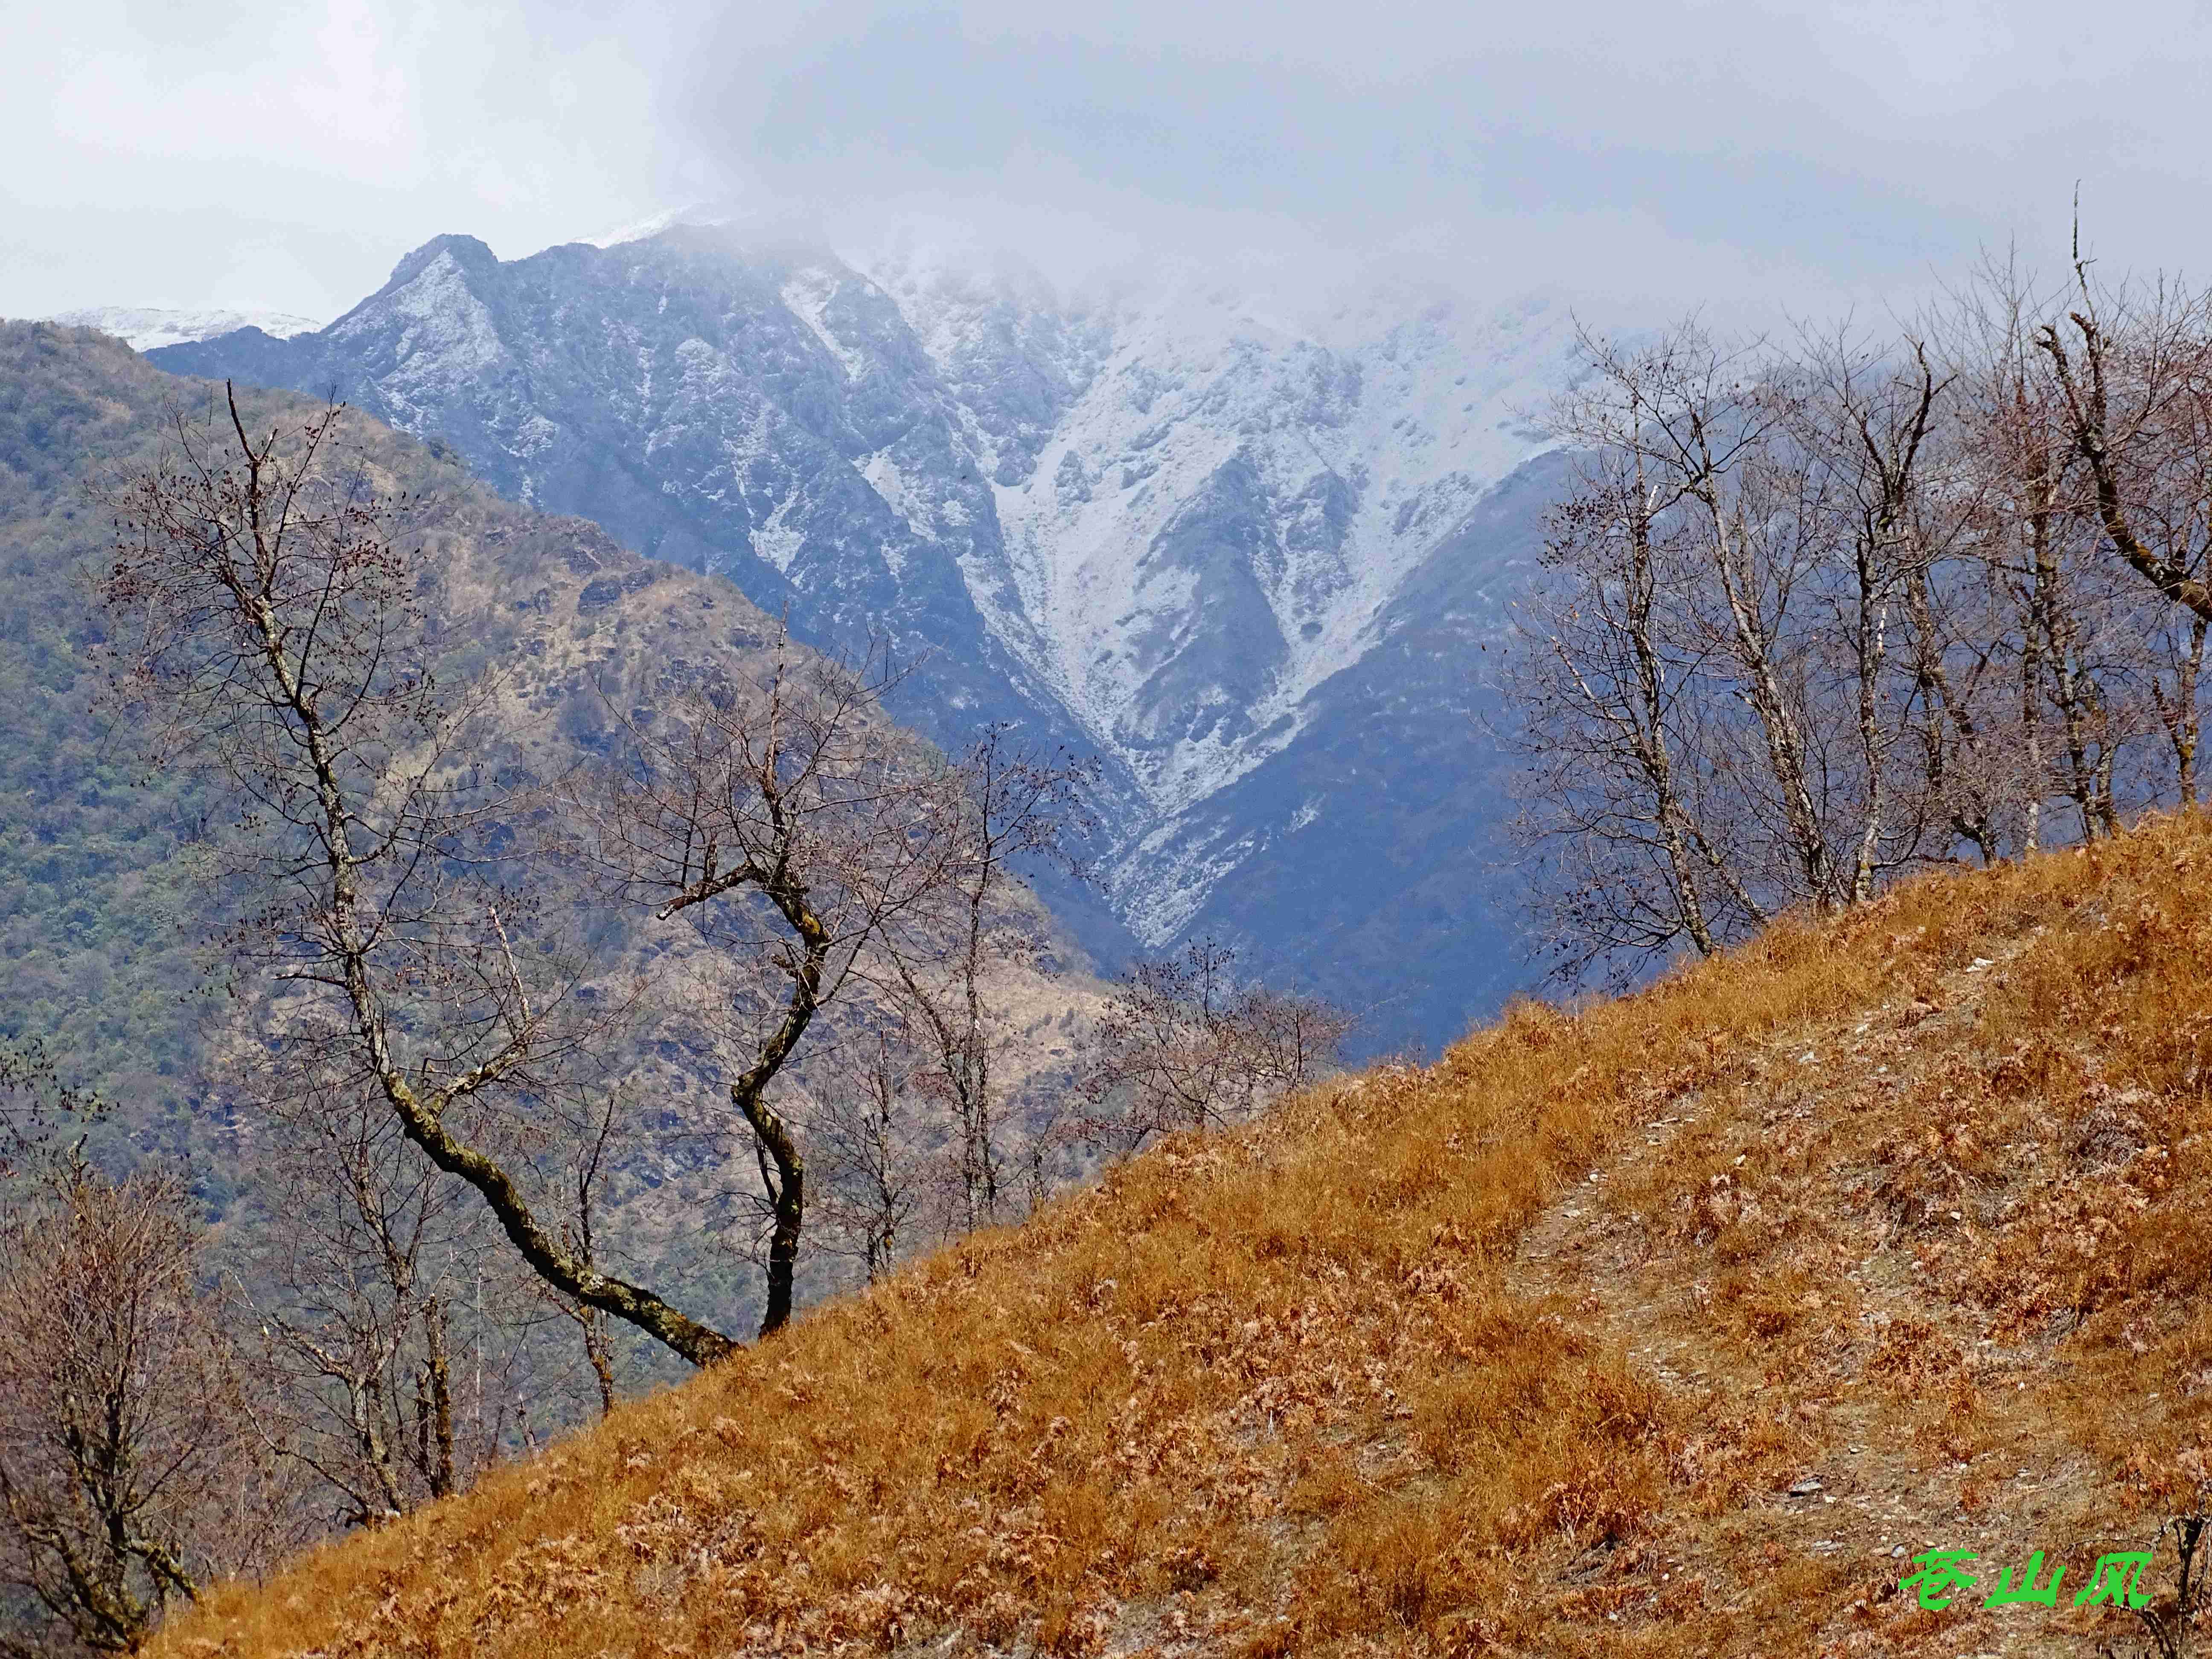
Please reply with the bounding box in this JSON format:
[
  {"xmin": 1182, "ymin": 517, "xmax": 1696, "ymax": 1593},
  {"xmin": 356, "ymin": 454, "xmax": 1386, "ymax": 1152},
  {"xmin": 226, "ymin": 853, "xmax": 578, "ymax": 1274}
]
[{"xmin": 44, "ymin": 306, "xmax": 325, "ymax": 352}]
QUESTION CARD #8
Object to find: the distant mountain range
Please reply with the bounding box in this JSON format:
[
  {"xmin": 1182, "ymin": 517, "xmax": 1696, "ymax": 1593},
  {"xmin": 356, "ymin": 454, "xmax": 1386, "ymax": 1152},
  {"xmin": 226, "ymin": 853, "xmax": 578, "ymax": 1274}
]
[
  {"xmin": 148, "ymin": 227, "xmax": 1580, "ymax": 1052},
  {"xmin": 44, "ymin": 305, "xmax": 324, "ymax": 351}
]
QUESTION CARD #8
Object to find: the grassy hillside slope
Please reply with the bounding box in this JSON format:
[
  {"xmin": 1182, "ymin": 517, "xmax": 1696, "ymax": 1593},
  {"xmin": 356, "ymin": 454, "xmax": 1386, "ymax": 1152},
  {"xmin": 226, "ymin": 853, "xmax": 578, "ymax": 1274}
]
[{"xmin": 155, "ymin": 818, "xmax": 2212, "ymax": 1657}]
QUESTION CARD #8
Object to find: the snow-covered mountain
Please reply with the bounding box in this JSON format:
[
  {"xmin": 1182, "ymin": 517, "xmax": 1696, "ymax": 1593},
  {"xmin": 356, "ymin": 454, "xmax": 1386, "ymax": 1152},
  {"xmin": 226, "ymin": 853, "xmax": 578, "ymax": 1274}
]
[
  {"xmin": 45, "ymin": 305, "xmax": 323, "ymax": 351},
  {"xmin": 148, "ymin": 228, "xmax": 1580, "ymax": 1049}
]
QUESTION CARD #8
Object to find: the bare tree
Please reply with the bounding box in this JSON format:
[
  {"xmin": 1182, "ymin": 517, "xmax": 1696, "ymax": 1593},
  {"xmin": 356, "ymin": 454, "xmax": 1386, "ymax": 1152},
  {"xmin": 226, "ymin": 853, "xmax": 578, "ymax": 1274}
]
[
  {"xmin": 583, "ymin": 646, "xmax": 965, "ymax": 1336},
  {"xmin": 806, "ymin": 1023, "xmax": 934, "ymax": 1285},
  {"xmin": 2014, "ymin": 230, "xmax": 2212, "ymax": 817},
  {"xmin": 1604, "ymin": 324, "xmax": 1852, "ymax": 908},
  {"xmin": 2033, "ymin": 231, "xmax": 2212, "ymax": 628},
  {"xmin": 96, "ymin": 389, "xmax": 739, "ymax": 1368},
  {"xmin": 869, "ymin": 724, "xmax": 1094, "ymax": 1231},
  {"xmin": 1884, "ymin": 365, "xmax": 2023, "ymax": 866},
  {"xmin": 1505, "ymin": 422, "xmax": 1760, "ymax": 977},
  {"xmin": 1534, "ymin": 321, "xmax": 1871, "ymax": 926},
  {"xmin": 1080, "ymin": 940, "xmax": 1352, "ymax": 1155},
  {"xmin": 1235, "ymin": 984, "xmax": 1364, "ymax": 1094},
  {"xmin": 0, "ymin": 1158, "xmax": 285, "ymax": 1656},
  {"xmin": 1782, "ymin": 326, "xmax": 1959, "ymax": 900},
  {"xmin": 1947, "ymin": 253, "xmax": 2194, "ymax": 843},
  {"xmin": 1942, "ymin": 257, "xmax": 2078, "ymax": 852},
  {"xmin": 0, "ymin": 1039, "xmax": 103, "ymax": 1176},
  {"xmin": 1513, "ymin": 320, "xmax": 1943, "ymax": 981},
  {"xmin": 228, "ymin": 1067, "xmax": 555, "ymax": 1527},
  {"xmin": 536, "ymin": 1085, "xmax": 628, "ymax": 1420}
]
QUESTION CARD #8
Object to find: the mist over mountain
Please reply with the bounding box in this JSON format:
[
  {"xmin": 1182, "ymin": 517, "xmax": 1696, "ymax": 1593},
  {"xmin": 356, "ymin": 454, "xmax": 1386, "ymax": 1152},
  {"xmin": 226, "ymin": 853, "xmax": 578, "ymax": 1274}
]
[
  {"xmin": 151, "ymin": 226, "xmax": 1580, "ymax": 1051},
  {"xmin": 45, "ymin": 306, "xmax": 325, "ymax": 351}
]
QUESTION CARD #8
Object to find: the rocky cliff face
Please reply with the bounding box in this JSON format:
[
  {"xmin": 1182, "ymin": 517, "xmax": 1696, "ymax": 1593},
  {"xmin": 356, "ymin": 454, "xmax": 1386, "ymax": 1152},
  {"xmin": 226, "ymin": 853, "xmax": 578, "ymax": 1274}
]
[{"xmin": 152, "ymin": 227, "xmax": 1579, "ymax": 1050}]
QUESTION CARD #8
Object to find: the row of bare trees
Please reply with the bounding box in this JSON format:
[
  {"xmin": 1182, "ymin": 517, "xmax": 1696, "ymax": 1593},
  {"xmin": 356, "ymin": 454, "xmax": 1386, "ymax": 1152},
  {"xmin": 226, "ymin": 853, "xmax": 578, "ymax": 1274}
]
[
  {"xmin": 1511, "ymin": 246, "xmax": 2212, "ymax": 982},
  {"xmin": 0, "ymin": 1131, "xmax": 608, "ymax": 1656}
]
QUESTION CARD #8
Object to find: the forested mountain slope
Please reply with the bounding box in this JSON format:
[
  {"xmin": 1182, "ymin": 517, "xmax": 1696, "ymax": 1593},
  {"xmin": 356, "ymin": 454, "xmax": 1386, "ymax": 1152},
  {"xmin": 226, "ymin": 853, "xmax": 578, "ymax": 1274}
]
[
  {"xmin": 149, "ymin": 231, "xmax": 1580, "ymax": 1050},
  {"xmin": 2, "ymin": 322, "xmax": 262, "ymax": 1147},
  {"xmin": 151, "ymin": 811, "xmax": 2212, "ymax": 1659},
  {"xmin": 1, "ymin": 322, "xmax": 794, "ymax": 1127},
  {"xmin": 0, "ymin": 322, "xmax": 1088, "ymax": 1336}
]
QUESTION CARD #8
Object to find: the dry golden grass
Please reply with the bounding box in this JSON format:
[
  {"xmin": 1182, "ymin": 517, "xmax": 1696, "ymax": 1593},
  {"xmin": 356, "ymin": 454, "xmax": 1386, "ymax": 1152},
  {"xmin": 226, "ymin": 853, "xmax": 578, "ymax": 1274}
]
[{"xmin": 156, "ymin": 815, "xmax": 2212, "ymax": 1657}]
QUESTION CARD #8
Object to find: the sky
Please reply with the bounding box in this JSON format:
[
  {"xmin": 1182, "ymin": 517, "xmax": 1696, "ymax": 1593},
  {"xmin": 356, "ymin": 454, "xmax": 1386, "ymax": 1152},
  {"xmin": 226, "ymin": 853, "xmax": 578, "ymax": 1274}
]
[{"xmin": 6, "ymin": 0, "xmax": 2211, "ymax": 328}]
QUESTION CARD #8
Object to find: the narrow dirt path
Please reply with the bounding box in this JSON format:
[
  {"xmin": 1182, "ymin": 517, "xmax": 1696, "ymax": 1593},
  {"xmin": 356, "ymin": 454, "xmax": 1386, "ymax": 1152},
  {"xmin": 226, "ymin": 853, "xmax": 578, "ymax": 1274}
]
[{"xmin": 1501, "ymin": 935, "xmax": 2143, "ymax": 1656}]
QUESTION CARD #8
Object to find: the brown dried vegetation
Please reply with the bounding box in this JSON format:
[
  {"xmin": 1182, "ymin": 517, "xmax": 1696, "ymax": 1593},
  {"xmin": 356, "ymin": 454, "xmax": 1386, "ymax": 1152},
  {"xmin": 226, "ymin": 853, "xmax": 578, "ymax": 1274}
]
[{"xmin": 155, "ymin": 813, "xmax": 2212, "ymax": 1656}]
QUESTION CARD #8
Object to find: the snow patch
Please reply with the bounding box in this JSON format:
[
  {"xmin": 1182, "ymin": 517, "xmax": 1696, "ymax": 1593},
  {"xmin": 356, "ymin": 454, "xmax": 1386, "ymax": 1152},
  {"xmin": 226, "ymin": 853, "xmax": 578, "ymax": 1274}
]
[
  {"xmin": 333, "ymin": 251, "xmax": 508, "ymax": 433},
  {"xmin": 1106, "ymin": 815, "xmax": 1269, "ymax": 947},
  {"xmin": 779, "ymin": 270, "xmax": 868, "ymax": 381},
  {"xmin": 748, "ymin": 491, "xmax": 806, "ymax": 575},
  {"xmin": 858, "ymin": 452, "xmax": 917, "ymax": 529}
]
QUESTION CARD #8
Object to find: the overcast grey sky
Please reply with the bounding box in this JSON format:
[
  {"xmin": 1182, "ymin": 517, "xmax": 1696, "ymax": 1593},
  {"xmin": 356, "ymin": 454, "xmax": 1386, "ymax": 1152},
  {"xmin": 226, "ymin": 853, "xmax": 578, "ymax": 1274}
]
[{"xmin": 5, "ymin": 0, "xmax": 2208, "ymax": 325}]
